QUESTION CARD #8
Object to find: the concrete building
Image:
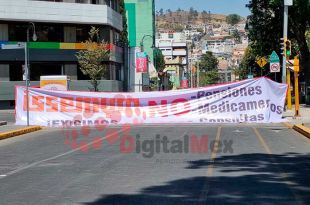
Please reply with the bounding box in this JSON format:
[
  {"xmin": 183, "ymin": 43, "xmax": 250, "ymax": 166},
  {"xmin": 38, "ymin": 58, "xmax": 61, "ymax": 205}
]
[
  {"xmin": 125, "ymin": 0, "xmax": 155, "ymax": 92},
  {"xmin": 155, "ymin": 32, "xmax": 188, "ymax": 66},
  {"xmin": 0, "ymin": 0, "xmax": 124, "ymax": 107},
  {"xmin": 202, "ymin": 38, "xmax": 235, "ymax": 55},
  {"xmin": 155, "ymin": 32, "xmax": 189, "ymax": 90}
]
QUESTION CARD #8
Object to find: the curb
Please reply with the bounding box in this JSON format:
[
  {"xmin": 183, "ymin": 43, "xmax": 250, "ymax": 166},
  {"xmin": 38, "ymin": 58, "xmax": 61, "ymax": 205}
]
[
  {"xmin": 0, "ymin": 121, "xmax": 7, "ymax": 126},
  {"xmin": 0, "ymin": 126, "xmax": 42, "ymax": 140},
  {"xmin": 292, "ymin": 124, "xmax": 310, "ymax": 139},
  {"xmin": 282, "ymin": 122, "xmax": 294, "ymax": 129}
]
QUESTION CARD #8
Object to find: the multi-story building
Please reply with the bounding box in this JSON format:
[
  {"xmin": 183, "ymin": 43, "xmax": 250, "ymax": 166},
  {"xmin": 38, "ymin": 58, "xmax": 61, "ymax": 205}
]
[
  {"xmin": 0, "ymin": 0, "xmax": 124, "ymax": 107},
  {"xmin": 155, "ymin": 32, "xmax": 189, "ymax": 89},
  {"xmin": 202, "ymin": 37, "xmax": 235, "ymax": 55},
  {"xmin": 156, "ymin": 32, "xmax": 188, "ymax": 66},
  {"xmin": 124, "ymin": 0, "xmax": 155, "ymax": 92}
]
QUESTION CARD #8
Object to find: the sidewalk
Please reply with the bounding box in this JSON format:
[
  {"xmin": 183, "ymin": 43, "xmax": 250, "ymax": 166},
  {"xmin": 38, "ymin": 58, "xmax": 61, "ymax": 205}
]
[
  {"xmin": 283, "ymin": 105, "xmax": 310, "ymax": 138},
  {"xmin": 0, "ymin": 109, "xmax": 15, "ymax": 124},
  {"xmin": 283, "ymin": 105, "xmax": 310, "ymax": 126}
]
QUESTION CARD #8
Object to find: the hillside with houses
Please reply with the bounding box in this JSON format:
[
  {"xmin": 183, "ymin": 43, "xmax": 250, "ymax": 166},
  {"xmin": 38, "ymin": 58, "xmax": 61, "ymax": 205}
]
[{"xmin": 155, "ymin": 9, "xmax": 249, "ymax": 88}]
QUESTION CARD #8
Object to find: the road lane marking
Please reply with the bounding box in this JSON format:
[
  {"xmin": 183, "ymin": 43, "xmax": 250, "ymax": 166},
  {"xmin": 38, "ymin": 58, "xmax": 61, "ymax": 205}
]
[
  {"xmin": 0, "ymin": 127, "xmax": 127, "ymax": 178},
  {"xmin": 199, "ymin": 126, "xmax": 222, "ymax": 203},
  {"xmin": 253, "ymin": 127, "xmax": 272, "ymax": 154},
  {"xmin": 207, "ymin": 127, "xmax": 222, "ymax": 177},
  {"xmin": 253, "ymin": 127, "xmax": 305, "ymax": 205}
]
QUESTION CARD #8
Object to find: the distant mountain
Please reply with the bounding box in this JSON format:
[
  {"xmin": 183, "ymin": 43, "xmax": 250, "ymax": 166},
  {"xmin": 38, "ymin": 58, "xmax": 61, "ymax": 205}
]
[{"xmin": 156, "ymin": 10, "xmax": 246, "ymax": 32}]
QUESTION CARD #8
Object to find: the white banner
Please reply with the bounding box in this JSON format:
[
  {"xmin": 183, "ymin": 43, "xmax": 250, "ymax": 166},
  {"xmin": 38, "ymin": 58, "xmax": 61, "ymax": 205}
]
[{"xmin": 15, "ymin": 78, "xmax": 288, "ymax": 127}]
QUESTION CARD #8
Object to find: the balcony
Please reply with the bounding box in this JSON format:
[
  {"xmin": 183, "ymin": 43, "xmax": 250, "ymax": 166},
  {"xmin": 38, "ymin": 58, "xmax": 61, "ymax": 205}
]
[
  {"xmin": 0, "ymin": 42, "xmax": 124, "ymax": 63},
  {"xmin": 173, "ymin": 50, "xmax": 187, "ymax": 56},
  {"xmin": 0, "ymin": 0, "xmax": 122, "ymax": 31}
]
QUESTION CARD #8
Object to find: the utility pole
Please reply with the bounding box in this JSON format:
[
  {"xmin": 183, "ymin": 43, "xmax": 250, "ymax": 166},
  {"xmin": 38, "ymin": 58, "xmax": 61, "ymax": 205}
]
[
  {"xmin": 282, "ymin": 0, "xmax": 293, "ymax": 83},
  {"xmin": 293, "ymin": 56, "xmax": 300, "ymax": 117},
  {"xmin": 197, "ymin": 63, "xmax": 200, "ymax": 87},
  {"xmin": 190, "ymin": 58, "xmax": 193, "ymax": 88}
]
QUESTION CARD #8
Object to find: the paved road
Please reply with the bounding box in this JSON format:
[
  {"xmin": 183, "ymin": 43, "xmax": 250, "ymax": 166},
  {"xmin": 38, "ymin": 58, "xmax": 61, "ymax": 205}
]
[
  {"xmin": 0, "ymin": 110, "xmax": 15, "ymax": 124},
  {"xmin": 0, "ymin": 124, "xmax": 309, "ymax": 205}
]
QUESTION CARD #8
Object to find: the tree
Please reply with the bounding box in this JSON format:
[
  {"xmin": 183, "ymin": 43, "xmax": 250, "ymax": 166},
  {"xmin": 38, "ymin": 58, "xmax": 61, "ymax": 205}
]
[
  {"xmin": 198, "ymin": 52, "xmax": 219, "ymax": 86},
  {"xmin": 188, "ymin": 7, "xmax": 195, "ymax": 22},
  {"xmin": 231, "ymin": 30, "xmax": 241, "ymax": 43},
  {"xmin": 189, "ymin": 7, "xmax": 195, "ymax": 15},
  {"xmin": 193, "ymin": 9, "xmax": 199, "ymax": 19},
  {"xmin": 239, "ymin": 47, "xmax": 257, "ymax": 79},
  {"xmin": 154, "ymin": 48, "xmax": 165, "ymax": 72},
  {"xmin": 226, "ymin": 14, "xmax": 241, "ymax": 25},
  {"xmin": 202, "ymin": 10, "xmax": 209, "ymax": 24},
  {"xmin": 159, "ymin": 8, "xmax": 164, "ymax": 16},
  {"xmin": 199, "ymin": 70, "xmax": 220, "ymax": 86},
  {"xmin": 119, "ymin": 0, "xmax": 128, "ymax": 46},
  {"xmin": 76, "ymin": 27, "xmax": 110, "ymax": 92},
  {"xmin": 199, "ymin": 51, "xmax": 219, "ymax": 72},
  {"xmin": 246, "ymin": 0, "xmax": 310, "ymax": 85}
]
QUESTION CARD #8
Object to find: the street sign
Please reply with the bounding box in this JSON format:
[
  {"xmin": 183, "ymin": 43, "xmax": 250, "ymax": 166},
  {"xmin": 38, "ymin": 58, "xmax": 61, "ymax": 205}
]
[
  {"xmin": 256, "ymin": 57, "xmax": 267, "ymax": 68},
  {"xmin": 247, "ymin": 74, "xmax": 254, "ymax": 79},
  {"xmin": 284, "ymin": 0, "xmax": 293, "ymax": 6},
  {"xmin": 270, "ymin": 63, "xmax": 280, "ymax": 73},
  {"xmin": 1, "ymin": 42, "xmax": 25, "ymax": 49},
  {"xmin": 270, "ymin": 51, "xmax": 280, "ymax": 73},
  {"xmin": 270, "ymin": 51, "xmax": 280, "ymax": 63},
  {"xmin": 136, "ymin": 52, "xmax": 148, "ymax": 73}
]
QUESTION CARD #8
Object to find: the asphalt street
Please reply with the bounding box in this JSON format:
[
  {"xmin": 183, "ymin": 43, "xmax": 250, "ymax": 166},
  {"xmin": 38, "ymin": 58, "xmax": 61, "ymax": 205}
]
[
  {"xmin": 0, "ymin": 124, "xmax": 309, "ymax": 205},
  {"xmin": 0, "ymin": 110, "xmax": 15, "ymax": 124}
]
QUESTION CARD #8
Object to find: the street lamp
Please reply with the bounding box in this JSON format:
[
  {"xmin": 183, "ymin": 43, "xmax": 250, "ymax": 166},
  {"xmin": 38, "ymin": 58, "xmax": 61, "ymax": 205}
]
[
  {"xmin": 25, "ymin": 22, "xmax": 37, "ymax": 126},
  {"xmin": 140, "ymin": 35, "xmax": 157, "ymax": 90},
  {"xmin": 140, "ymin": 34, "xmax": 154, "ymax": 52}
]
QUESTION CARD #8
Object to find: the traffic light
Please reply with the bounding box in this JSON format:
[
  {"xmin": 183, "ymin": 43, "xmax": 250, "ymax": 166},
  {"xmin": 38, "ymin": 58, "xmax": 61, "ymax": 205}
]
[
  {"xmin": 294, "ymin": 56, "xmax": 299, "ymax": 72},
  {"xmin": 280, "ymin": 38, "xmax": 286, "ymax": 56},
  {"xmin": 285, "ymin": 39, "xmax": 291, "ymax": 57}
]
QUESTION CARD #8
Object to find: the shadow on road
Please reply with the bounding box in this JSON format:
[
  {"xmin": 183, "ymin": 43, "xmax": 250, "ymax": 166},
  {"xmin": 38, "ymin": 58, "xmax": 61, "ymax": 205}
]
[{"xmin": 84, "ymin": 153, "xmax": 310, "ymax": 205}]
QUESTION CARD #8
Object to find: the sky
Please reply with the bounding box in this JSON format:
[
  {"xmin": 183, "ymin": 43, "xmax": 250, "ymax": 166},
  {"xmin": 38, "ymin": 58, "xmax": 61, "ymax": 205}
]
[{"xmin": 155, "ymin": 0, "xmax": 250, "ymax": 17}]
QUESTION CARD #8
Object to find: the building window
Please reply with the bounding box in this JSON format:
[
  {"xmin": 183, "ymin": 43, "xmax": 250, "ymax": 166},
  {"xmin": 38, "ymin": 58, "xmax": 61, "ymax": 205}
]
[
  {"xmin": 30, "ymin": 63, "xmax": 62, "ymax": 81},
  {"xmin": 76, "ymin": 26, "xmax": 91, "ymax": 43},
  {"xmin": 75, "ymin": 0, "xmax": 87, "ymax": 3},
  {"xmin": 76, "ymin": 26, "xmax": 112, "ymax": 43},
  {"xmin": 168, "ymin": 33, "xmax": 174, "ymax": 39},
  {"xmin": 8, "ymin": 23, "xmax": 64, "ymax": 42},
  {"xmin": 36, "ymin": 25, "xmax": 64, "ymax": 42},
  {"xmin": 9, "ymin": 63, "xmax": 23, "ymax": 81}
]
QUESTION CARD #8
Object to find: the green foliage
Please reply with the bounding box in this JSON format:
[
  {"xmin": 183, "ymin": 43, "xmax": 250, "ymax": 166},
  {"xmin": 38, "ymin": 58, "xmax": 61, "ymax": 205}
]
[
  {"xmin": 154, "ymin": 48, "xmax": 165, "ymax": 72},
  {"xmin": 226, "ymin": 14, "xmax": 241, "ymax": 25},
  {"xmin": 239, "ymin": 47, "xmax": 255, "ymax": 79},
  {"xmin": 306, "ymin": 30, "xmax": 310, "ymax": 48},
  {"xmin": 159, "ymin": 8, "xmax": 164, "ymax": 16},
  {"xmin": 246, "ymin": 0, "xmax": 310, "ymax": 79},
  {"xmin": 199, "ymin": 70, "xmax": 220, "ymax": 86},
  {"xmin": 119, "ymin": 0, "xmax": 128, "ymax": 45},
  {"xmin": 231, "ymin": 30, "xmax": 241, "ymax": 43},
  {"xmin": 199, "ymin": 52, "xmax": 219, "ymax": 72},
  {"xmin": 201, "ymin": 10, "xmax": 210, "ymax": 24},
  {"xmin": 198, "ymin": 52, "xmax": 219, "ymax": 86},
  {"xmin": 160, "ymin": 23, "xmax": 184, "ymax": 32},
  {"xmin": 197, "ymin": 28, "xmax": 204, "ymax": 33},
  {"xmin": 76, "ymin": 27, "xmax": 110, "ymax": 92}
]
